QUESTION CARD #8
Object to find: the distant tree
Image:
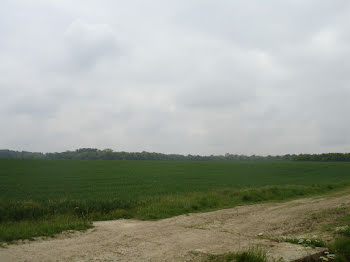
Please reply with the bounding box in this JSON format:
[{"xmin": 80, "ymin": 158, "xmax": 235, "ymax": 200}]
[{"xmin": 1, "ymin": 149, "xmax": 349, "ymax": 162}]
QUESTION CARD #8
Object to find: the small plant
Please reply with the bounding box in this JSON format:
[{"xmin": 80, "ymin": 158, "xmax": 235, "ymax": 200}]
[
  {"xmin": 207, "ymin": 247, "xmax": 270, "ymax": 262},
  {"xmin": 329, "ymin": 222, "xmax": 350, "ymax": 261},
  {"xmin": 336, "ymin": 226, "xmax": 350, "ymax": 237},
  {"xmin": 284, "ymin": 237, "xmax": 326, "ymax": 248},
  {"xmin": 234, "ymin": 247, "xmax": 269, "ymax": 262}
]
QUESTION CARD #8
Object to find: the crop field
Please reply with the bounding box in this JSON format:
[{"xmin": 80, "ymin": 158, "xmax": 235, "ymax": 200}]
[
  {"xmin": 2, "ymin": 159, "xmax": 350, "ymax": 201},
  {"xmin": 1, "ymin": 159, "xmax": 350, "ymax": 243}
]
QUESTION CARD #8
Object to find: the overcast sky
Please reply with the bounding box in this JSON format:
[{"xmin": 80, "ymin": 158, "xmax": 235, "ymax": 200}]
[{"xmin": 1, "ymin": 0, "xmax": 350, "ymax": 155}]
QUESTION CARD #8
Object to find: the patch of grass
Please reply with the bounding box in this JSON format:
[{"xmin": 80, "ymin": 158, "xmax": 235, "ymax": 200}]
[
  {"xmin": 1, "ymin": 184, "xmax": 348, "ymax": 223},
  {"xmin": 315, "ymin": 207, "xmax": 350, "ymax": 234},
  {"xmin": 234, "ymin": 248, "xmax": 269, "ymax": 262},
  {"xmin": 310, "ymin": 208, "xmax": 350, "ymax": 262},
  {"xmin": 0, "ymin": 215, "xmax": 91, "ymax": 244},
  {"xmin": 312, "ymin": 207, "xmax": 350, "ymax": 222},
  {"xmin": 265, "ymin": 207, "xmax": 350, "ymax": 262},
  {"xmin": 331, "ymin": 213, "xmax": 350, "ymax": 262},
  {"xmin": 329, "ymin": 238, "xmax": 350, "ymax": 262},
  {"xmin": 132, "ymin": 184, "xmax": 349, "ymax": 220},
  {"xmin": 207, "ymin": 247, "xmax": 270, "ymax": 262},
  {"xmin": 336, "ymin": 215, "xmax": 350, "ymax": 237},
  {"xmin": 338, "ymin": 227, "xmax": 350, "ymax": 237},
  {"xmin": 284, "ymin": 237, "xmax": 326, "ymax": 248}
]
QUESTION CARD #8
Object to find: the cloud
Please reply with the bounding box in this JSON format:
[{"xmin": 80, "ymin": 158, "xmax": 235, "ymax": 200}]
[
  {"xmin": 0, "ymin": 1, "xmax": 350, "ymax": 154},
  {"xmin": 63, "ymin": 19, "xmax": 119, "ymax": 71}
]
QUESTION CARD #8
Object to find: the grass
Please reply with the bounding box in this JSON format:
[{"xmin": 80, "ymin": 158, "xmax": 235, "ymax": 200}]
[
  {"xmin": 330, "ymin": 212, "xmax": 350, "ymax": 262},
  {"xmin": 338, "ymin": 227, "xmax": 350, "ymax": 237},
  {"xmin": 1, "ymin": 183, "xmax": 349, "ymax": 244},
  {"xmin": 132, "ymin": 183, "xmax": 348, "ymax": 220},
  {"xmin": 336, "ymin": 215, "xmax": 350, "ymax": 237},
  {"xmin": 331, "ymin": 238, "xmax": 350, "ymax": 262},
  {"xmin": 2, "ymin": 159, "xmax": 350, "ymax": 202},
  {"xmin": 0, "ymin": 215, "xmax": 91, "ymax": 244},
  {"xmin": 294, "ymin": 208, "xmax": 350, "ymax": 262},
  {"xmin": 1, "ymin": 184, "xmax": 349, "ymax": 223},
  {"xmin": 205, "ymin": 210, "xmax": 350, "ymax": 262},
  {"xmin": 1, "ymin": 159, "xmax": 350, "ymax": 243},
  {"xmin": 207, "ymin": 247, "xmax": 270, "ymax": 262},
  {"xmin": 283, "ymin": 237, "xmax": 326, "ymax": 248},
  {"xmin": 269, "ymin": 208, "xmax": 350, "ymax": 262}
]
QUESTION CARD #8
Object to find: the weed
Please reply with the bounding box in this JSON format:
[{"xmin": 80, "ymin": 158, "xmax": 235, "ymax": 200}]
[
  {"xmin": 207, "ymin": 247, "xmax": 271, "ymax": 262},
  {"xmin": 284, "ymin": 238, "xmax": 326, "ymax": 248},
  {"xmin": 329, "ymin": 238, "xmax": 350, "ymax": 262}
]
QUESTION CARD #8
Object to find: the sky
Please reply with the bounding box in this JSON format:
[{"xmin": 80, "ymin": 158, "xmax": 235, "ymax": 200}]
[{"xmin": 1, "ymin": 0, "xmax": 350, "ymax": 155}]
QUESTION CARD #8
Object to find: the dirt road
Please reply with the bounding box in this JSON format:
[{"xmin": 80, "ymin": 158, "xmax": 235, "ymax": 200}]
[{"xmin": 1, "ymin": 193, "xmax": 350, "ymax": 262}]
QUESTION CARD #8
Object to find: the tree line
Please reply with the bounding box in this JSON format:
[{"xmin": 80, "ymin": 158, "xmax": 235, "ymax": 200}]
[
  {"xmin": 0, "ymin": 148, "xmax": 286, "ymax": 161},
  {"xmin": 0, "ymin": 148, "xmax": 349, "ymax": 161},
  {"xmin": 291, "ymin": 153, "xmax": 350, "ymax": 161}
]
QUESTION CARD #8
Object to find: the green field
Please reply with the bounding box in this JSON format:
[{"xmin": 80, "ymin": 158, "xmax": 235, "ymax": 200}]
[
  {"xmin": 1, "ymin": 159, "xmax": 350, "ymax": 201},
  {"xmin": 1, "ymin": 159, "xmax": 350, "ymax": 243}
]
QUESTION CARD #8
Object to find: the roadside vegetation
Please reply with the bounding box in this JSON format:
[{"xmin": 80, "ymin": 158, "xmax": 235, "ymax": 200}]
[
  {"xmin": 283, "ymin": 237, "xmax": 326, "ymax": 248},
  {"xmin": 268, "ymin": 207, "xmax": 350, "ymax": 262},
  {"xmin": 207, "ymin": 247, "xmax": 270, "ymax": 262},
  {"xmin": 1, "ymin": 183, "xmax": 349, "ymax": 244},
  {"xmin": 329, "ymin": 213, "xmax": 350, "ymax": 262},
  {"xmin": 0, "ymin": 215, "xmax": 91, "ymax": 244},
  {"xmin": 1, "ymin": 159, "xmax": 350, "ymax": 244},
  {"xmin": 204, "ymin": 220, "xmax": 350, "ymax": 262}
]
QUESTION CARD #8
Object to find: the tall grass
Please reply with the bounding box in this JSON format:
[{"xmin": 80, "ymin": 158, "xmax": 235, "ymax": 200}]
[
  {"xmin": 332, "ymin": 238, "xmax": 350, "ymax": 262},
  {"xmin": 1, "ymin": 183, "xmax": 348, "ymax": 223},
  {"xmin": 1, "ymin": 183, "xmax": 349, "ymax": 243},
  {"xmin": 330, "ymin": 214, "xmax": 350, "ymax": 262},
  {"xmin": 133, "ymin": 183, "xmax": 348, "ymax": 220},
  {"xmin": 0, "ymin": 215, "xmax": 91, "ymax": 243},
  {"xmin": 208, "ymin": 247, "xmax": 269, "ymax": 262}
]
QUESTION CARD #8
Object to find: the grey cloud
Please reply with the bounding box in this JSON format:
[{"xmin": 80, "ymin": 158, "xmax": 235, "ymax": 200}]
[
  {"xmin": 63, "ymin": 19, "xmax": 119, "ymax": 71},
  {"xmin": 7, "ymin": 98, "xmax": 58, "ymax": 117},
  {"xmin": 179, "ymin": 82, "xmax": 255, "ymax": 109},
  {"xmin": 173, "ymin": 1, "xmax": 349, "ymax": 51},
  {"xmin": 1, "ymin": 1, "xmax": 350, "ymax": 154}
]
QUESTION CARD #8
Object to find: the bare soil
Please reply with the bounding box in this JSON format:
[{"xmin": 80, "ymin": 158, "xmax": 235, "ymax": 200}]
[{"xmin": 1, "ymin": 193, "xmax": 350, "ymax": 262}]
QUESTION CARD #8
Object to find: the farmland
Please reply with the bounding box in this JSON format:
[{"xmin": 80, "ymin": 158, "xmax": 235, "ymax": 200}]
[
  {"xmin": 2, "ymin": 159, "xmax": 350, "ymax": 201},
  {"xmin": 1, "ymin": 159, "xmax": 350, "ymax": 243}
]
